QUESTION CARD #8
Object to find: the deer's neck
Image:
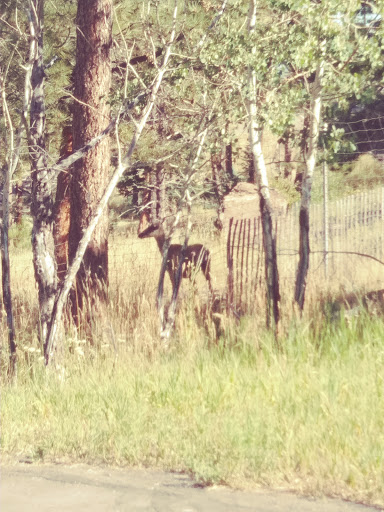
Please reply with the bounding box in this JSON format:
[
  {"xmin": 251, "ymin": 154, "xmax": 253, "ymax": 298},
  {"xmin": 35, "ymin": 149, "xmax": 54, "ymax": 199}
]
[{"xmin": 155, "ymin": 233, "xmax": 167, "ymax": 253}]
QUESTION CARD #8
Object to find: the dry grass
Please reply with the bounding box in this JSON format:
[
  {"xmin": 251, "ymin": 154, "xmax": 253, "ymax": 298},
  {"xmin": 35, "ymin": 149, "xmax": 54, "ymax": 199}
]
[
  {"xmin": 1, "ymin": 200, "xmax": 384, "ymax": 507},
  {"xmin": 2, "ymin": 199, "xmax": 383, "ymax": 350}
]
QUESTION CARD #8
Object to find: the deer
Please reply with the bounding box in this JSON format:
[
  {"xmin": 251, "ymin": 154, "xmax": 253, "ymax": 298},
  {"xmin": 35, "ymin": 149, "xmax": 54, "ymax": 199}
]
[{"xmin": 138, "ymin": 212, "xmax": 213, "ymax": 295}]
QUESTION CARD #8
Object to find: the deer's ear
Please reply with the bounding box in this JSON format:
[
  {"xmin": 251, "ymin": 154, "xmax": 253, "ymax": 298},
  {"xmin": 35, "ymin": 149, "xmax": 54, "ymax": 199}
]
[{"xmin": 138, "ymin": 211, "xmax": 151, "ymax": 236}]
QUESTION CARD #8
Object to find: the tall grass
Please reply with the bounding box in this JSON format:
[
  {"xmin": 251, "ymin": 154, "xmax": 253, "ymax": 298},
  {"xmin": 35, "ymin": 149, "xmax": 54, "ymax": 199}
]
[
  {"xmin": 1, "ymin": 212, "xmax": 383, "ymax": 507},
  {"xmin": 2, "ymin": 311, "xmax": 384, "ymax": 507}
]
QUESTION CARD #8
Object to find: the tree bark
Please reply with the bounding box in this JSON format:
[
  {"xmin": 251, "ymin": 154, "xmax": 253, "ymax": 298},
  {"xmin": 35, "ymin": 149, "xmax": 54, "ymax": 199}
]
[
  {"xmin": 247, "ymin": 0, "xmax": 280, "ymax": 329},
  {"xmin": 53, "ymin": 125, "xmax": 72, "ymax": 283},
  {"xmin": 225, "ymin": 142, "xmax": 233, "ymax": 183},
  {"xmin": 69, "ymin": 0, "xmax": 112, "ymax": 316},
  {"xmin": 29, "ymin": 0, "xmax": 58, "ymax": 343},
  {"xmin": 0, "ymin": 161, "xmax": 17, "ymax": 376},
  {"xmin": 295, "ymin": 58, "xmax": 324, "ymax": 310},
  {"xmin": 1, "ymin": 66, "xmax": 17, "ymax": 376},
  {"xmin": 44, "ymin": 3, "xmax": 179, "ymax": 364}
]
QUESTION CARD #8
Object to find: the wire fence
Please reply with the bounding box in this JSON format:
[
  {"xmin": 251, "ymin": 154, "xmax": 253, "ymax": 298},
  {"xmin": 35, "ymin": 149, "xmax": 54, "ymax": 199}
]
[
  {"xmin": 215, "ymin": 186, "xmax": 384, "ymax": 313},
  {"xmin": 5, "ymin": 185, "xmax": 382, "ymax": 307},
  {"xmin": 3, "ymin": 108, "xmax": 384, "ymax": 317}
]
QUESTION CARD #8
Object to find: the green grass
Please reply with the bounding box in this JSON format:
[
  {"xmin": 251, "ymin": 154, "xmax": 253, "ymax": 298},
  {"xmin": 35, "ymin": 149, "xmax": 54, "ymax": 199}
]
[{"xmin": 2, "ymin": 313, "xmax": 384, "ymax": 507}]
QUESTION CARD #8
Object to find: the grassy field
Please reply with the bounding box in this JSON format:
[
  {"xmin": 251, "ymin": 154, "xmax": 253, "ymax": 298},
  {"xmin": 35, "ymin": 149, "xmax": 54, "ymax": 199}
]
[
  {"xmin": 1, "ymin": 196, "xmax": 384, "ymax": 508},
  {"xmin": 2, "ymin": 310, "xmax": 384, "ymax": 508}
]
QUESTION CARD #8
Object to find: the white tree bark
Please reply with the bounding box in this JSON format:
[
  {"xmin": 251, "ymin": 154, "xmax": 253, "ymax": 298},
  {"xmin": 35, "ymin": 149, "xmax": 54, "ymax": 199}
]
[
  {"xmin": 247, "ymin": 0, "xmax": 280, "ymax": 329},
  {"xmin": 295, "ymin": 56, "xmax": 324, "ymax": 310},
  {"xmin": 26, "ymin": 0, "xmax": 58, "ymax": 342}
]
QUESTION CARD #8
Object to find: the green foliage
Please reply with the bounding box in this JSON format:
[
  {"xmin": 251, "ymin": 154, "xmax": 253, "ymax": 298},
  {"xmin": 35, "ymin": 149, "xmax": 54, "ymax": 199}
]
[
  {"xmin": 8, "ymin": 216, "xmax": 32, "ymax": 249},
  {"xmin": 2, "ymin": 0, "xmax": 383, "ymax": 202}
]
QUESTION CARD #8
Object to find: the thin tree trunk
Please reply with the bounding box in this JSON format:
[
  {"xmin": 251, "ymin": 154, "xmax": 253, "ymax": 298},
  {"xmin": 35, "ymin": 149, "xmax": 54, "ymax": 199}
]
[
  {"xmin": 247, "ymin": 0, "xmax": 279, "ymax": 329},
  {"xmin": 0, "ymin": 161, "xmax": 17, "ymax": 376},
  {"xmin": 248, "ymin": 149, "xmax": 256, "ymax": 184},
  {"xmin": 0, "ymin": 69, "xmax": 16, "ymax": 372},
  {"xmin": 225, "ymin": 142, "xmax": 233, "ymax": 182},
  {"xmin": 294, "ymin": 58, "xmax": 324, "ymax": 310},
  {"xmin": 0, "ymin": 74, "xmax": 17, "ymax": 372},
  {"xmin": 29, "ymin": 0, "xmax": 58, "ymax": 343},
  {"xmin": 1, "ymin": 14, "xmax": 33, "ymax": 377},
  {"xmin": 211, "ymin": 151, "xmax": 223, "ymax": 202},
  {"xmin": 69, "ymin": 0, "xmax": 112, "ymax": 317}
]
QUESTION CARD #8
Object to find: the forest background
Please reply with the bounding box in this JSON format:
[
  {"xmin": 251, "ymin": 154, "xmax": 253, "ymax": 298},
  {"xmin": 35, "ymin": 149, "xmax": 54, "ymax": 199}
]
[{"xmin": 1, "ymin": 0, "xmax": 384, "ymax": 507}]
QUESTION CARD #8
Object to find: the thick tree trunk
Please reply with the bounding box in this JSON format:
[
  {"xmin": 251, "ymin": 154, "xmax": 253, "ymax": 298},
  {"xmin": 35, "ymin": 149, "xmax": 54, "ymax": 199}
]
[
  {"xmin": 29, "ymin": 0, "xmax": 58, "ymax": 343},
  {"xmin": 44, "ymin": 3, "xmax": 179, "ymax": 364},
  {"xmin": 69, "ymin": 0, "xmax": 112, "ymax": 315},
  {"xmin": 247, "ymin": 0, "xmax": 279, "ymax": 329},
  {"xmin": 53, "ymin": 125, "xmax": 72, "ymax": 283},
  {"xmin": 295, "ymin": 60, "xmax": 324, "ymax": 310}
]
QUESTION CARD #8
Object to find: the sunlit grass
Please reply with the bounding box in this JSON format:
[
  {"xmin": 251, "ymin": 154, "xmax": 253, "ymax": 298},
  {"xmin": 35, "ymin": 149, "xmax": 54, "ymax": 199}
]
[
  {"xmin": 2, "ymin": 313, "xmax": 384, "ymax": 507},
  {"xmin": 1, "ymin": 203, "xmax": 384, "ymax": 508}
]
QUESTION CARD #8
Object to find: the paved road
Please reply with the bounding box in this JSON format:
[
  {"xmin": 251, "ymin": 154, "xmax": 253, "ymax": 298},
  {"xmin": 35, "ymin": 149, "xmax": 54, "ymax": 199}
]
[{"xmin": 0, "ymin": 464, "xmax": 380, "ymax": 512}]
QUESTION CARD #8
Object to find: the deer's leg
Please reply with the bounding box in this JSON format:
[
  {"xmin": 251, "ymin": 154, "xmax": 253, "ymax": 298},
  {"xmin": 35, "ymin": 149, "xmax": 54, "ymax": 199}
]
[
  {"xmin": 203, "ymin": 251, "xmax": 213, "ymax": 296},
  {"xmin": 167, "ymin": 268, "xmax": 176, "ymax": 296}
]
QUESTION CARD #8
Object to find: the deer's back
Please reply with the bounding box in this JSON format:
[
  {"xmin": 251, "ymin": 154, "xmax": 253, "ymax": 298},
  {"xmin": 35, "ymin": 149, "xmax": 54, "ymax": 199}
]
[{"xmin": 167, "ymin": 243, "xmax": 210, "ymax": 278}]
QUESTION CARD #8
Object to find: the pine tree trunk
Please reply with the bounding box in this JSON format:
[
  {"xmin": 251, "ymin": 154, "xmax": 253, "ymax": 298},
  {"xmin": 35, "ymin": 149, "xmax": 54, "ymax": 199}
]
[
  {"xmin": 69, "ymin": 0, "xmax": 112, "ymax": 315},
  {"xmin": 44, "ymin": 2, "xmax": 177, "ymax": 363},
  {"xmin": 53, "ymin": 125, "xmax": 72, "ymax": 283}
]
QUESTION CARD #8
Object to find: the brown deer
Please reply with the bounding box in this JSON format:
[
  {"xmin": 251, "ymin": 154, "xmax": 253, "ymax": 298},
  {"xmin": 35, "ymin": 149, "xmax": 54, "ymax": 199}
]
[{"xmin": 138, "ymin": 213, "xmax": 212, "ymax": 294}]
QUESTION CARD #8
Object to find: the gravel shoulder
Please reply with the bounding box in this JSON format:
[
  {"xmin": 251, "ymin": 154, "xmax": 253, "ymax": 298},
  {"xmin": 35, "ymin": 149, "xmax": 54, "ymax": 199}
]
[{"xmin": 1, "ymin": 463, "xmax": 381, "ymax": 512}]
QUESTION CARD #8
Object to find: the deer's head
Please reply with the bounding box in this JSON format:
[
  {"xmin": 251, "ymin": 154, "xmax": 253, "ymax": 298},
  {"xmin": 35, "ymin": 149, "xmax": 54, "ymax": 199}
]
[
  {"xmin": 138, "ymin": 221, "xmax": 165, "ymax": 239},
  {"xmin": 138, "ymin": 211, "xmax": 167, "ymax": 239}
]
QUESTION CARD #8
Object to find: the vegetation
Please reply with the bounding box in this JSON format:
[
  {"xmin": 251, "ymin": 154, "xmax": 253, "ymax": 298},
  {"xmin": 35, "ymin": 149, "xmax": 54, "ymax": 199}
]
[
  {"xmin": 2, "ymin": 198, "xmax": 384, "ymax": 506},
  {"xmin": 2, "ymin": 312, "xmax": 384, "ymax": 507},
  {"xmin": 1, "ymin": 0, "xmax": 384, "ymax": 506}
]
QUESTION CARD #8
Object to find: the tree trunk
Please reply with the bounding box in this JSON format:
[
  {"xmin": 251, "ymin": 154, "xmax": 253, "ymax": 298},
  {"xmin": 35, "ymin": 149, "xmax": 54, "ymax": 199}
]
[
  {"xmin": 225, "ymin": 142, "xmax": 233, "ymax": 183},
  {"xmin": 69, "ymin": 0, "xmax": 112, "ymax": 316},
  {"xmin": 211, "ymin": 151, "xmax": 223, "ymax": 201},
  {"xmin": 0, "ymin": 166, "xmax": 17, "ymax": 376},
  {"xmin": 29, "ymin": 0, "xmax": 58, "ymax": 343},
  {"xmin": 294, "ymin": 59, "xmax": 324, "ymax": 310},
  {"xmin": 247, "ymin": 0, "xmax": 279, "ymax": 330},
  {"xmin": 53, "ymin": 125, "xmax": 72, "ymax": 283},
  {"xmin": 44, "ymin": 3, "xmax": 179, "ymax": 364},
  {"xmin": 1, "ymin": 68, "xmax": 17, "ymax": 377}
]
